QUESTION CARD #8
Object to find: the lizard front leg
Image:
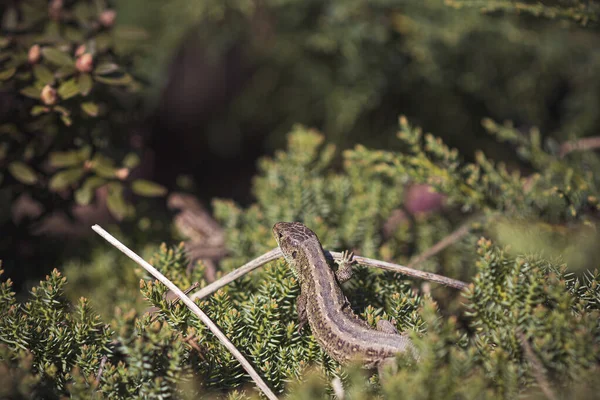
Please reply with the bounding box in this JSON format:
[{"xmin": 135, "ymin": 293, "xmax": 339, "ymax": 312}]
[{"xmin": 335, "ymin": 250, "xmax": 355, "ymax": 283}]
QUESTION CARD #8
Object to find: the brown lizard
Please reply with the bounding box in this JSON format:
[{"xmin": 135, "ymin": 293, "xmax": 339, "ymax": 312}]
[{"xmin": 272, "ymin": 222, "xmax": 419, "ymax": 370}]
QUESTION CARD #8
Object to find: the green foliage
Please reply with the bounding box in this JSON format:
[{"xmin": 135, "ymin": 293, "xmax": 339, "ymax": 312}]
[
  {"xmin": 0, "ymin": 267, "xmax": 112, "ymax": 398},
  {"xmin": 3, "ymin": 114, "xmax": 600, "ymax": 398},
  {"xmin": 0, "ymin": 0, "xmax": 166, "ymax": 234}
]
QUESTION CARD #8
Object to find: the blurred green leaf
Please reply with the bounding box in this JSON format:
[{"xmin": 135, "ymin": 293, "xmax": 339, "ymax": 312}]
[
  {"xmin": 31, "ymin": 105, "xmax": 49, "ymax": 116},
  {"xmin": 74, "ymin": 176, "xmax": 106, "ymax": 205},
  {"xmin": 33, "ymin": 64, "xmax": 54, "ymax": 85},
  {"xmin": 107, "ymin": 182, "xmax": 132, "ymax": 220},
  {"xmin": 49, "ymin": 168, "xmax": 85, "ymax": 191},
  {"xmin": 53, "ymin": 105, "xmax": 69, "ymax": 117},
  {"xmin": 49, "ymin": 147, "xmax": 91, "ymax": 168},
  {"xmin": 42, "ymin": 48, "xmax": 74, "ymax": 67},
  {"xmin": 20, "ymin": 86, "xmax": 41, "ymax": 99},
  {"xmin": 123, "ymin": 153, "xmax": 140, "ymax": 169},
  {"xmin": 60, "ymin": 114, "xmax": 72, "ymax": 126},
  {"xmin": 81, "ymin": 102, "xmax": 98, "ymax": 117},
  {"xmin": 131, "ymin": 180, "xmax": 167, "ymax": 197},
  {"xmin": 94, "ymin": 62, "xmax": 119, "ymax": 75},
  {"xmin": 0, "ymin": 67, "xmax": 16, "ymax": 81},
  {"xmin": 8, "ymin": 161, "xmax": 38, "ymax": 185},
  {"xmin": 94, "ymin": 73, "xmax": 132, "ymax": 86},
  {"xmin": 57, "ymin": 79, "xmax": 79, "ymax": 100},
  {"xmin": 55, "ymin": 65, "xmax": 76, "ymax": 79},
  {"xmin": 77, "ymin": 73, "xmax": 93, "ymax": 96},
  {"xmin": 91, "ymin": 154, "xmax": 117, "ymax": 178}
]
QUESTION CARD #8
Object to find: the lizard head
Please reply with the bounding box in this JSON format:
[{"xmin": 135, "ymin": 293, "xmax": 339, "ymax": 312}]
[{"xmin": 272, "ymin": 222, "xmax": 318, "ymax": 275}]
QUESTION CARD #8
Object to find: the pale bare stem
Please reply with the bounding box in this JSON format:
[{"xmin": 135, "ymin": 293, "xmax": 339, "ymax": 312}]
[
  {"xmin": 517, "ymin": 331, "xmax": 558, "ymax": 400},
  {"xmin": 559, "ymin": 136, "xmax": 600, "ymax": 158},
  {"xmin": 329, "ymin": 251, "xmax": 469, "ymax": 290},
  {"xmin": 408, "ymin": 219, "xmax": 476, "ymax": 268},
  {"xmin": 189, "ymin": 248, "xmax": 282, "ymax": 301},
  {"xmin": 94, "ymin": 355, "xmax": 107, "ymax": 387},
  {"xmin": 91, "ymin": 225, "xmax": 279, "ymax": 400}
]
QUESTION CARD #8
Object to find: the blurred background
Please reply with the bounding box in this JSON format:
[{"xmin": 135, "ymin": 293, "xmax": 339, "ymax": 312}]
[{"xmin": 1, "ymin": 0, "xmax": 600, "ymax": 296}]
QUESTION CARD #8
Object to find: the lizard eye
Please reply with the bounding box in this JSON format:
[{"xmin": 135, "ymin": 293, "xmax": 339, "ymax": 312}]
[
  {"xmin": 278, "ymin": 232, "xmax": 283, "ymax": 239},
  {"xmin": 291, "ymin": 250, "xmax": 297, "ymax": 259}
]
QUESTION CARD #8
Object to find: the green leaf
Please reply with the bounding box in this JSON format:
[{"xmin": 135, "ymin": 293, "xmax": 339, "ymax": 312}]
[
  {"xmin": 0, "ymin": 67, "xmax": 16, "ymax": 81},
  {"xmin": 49, "ymin": 168, "xmax": 85, "ymax": 191},
  {"xmin": 131, "ymin": 179, "xmax": 167, "ymax": 197},
  {"xmin": 31, "ymin": 105, "xmax": 49, "ymax": 116},
  {"xmin": 20, "ymin": 86, "xmax": 41, "ymax": 99},
  {"xmin": 106, "ymin": 183, "xmax": 132, "ymax": 220},
  {"xmin": 57, "ymin": 79, "xmax": 79, "ymax": 100},
  {"xmin": 91, "ymin": 154, "xmax": 117, "ymax": 178},
  {"xmin": 60, "ymin": 114, "xmax": 72, "ymax": 126},
  {"xmin": 77, "ymin": 73, "xmax": 93, "ymax": 96},
  {"xmin": 41, "ymin": 47, "xmax": 74, "ymax": 67},
  {"xmin": 123, "ymin": 153, "xmax": 140, "ymax": 169},
  {"xmin": 94, "ymin": 73, "xmax": 132, "ymax": 86},
  {"xmin": 81, "ymin": 102, "xmax": 98, "ymax": 117},
  {"xmin": 49, "ymin": 147, "xmax": 90, "ymax": 168},
  {"xmin": 55, "ymin": 65, "xmax": 76, "ymax": 79},
  {"xmin": 33, "ymin": 64, "xmax": 54, "ymax": 85},
  {"xmin": 94, "ymin": 62, "xmax": 119, "ymax": 75},
  {"xmin": 8, "ymin": 161, "xmax": 38, "ymax": 185},
  {"xmin": 75, "ymin": 176, "xmax": 106, "ymax": 205}
]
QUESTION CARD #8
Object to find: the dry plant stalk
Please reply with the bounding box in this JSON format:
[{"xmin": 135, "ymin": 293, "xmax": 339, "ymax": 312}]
[{"xmin": 92, "ymin": 224, "xmax": 279, "ymax": 400}]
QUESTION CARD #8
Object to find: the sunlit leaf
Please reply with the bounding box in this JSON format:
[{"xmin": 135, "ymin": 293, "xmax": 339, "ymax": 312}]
[
  {"xmin": 81, "ymin": 102, "xmax": 98, "ymax": 117},
  {"xmin": 77, "ymin": 73, "xmax": 92, "ymax": 95},
  {"xmin": 75, "ymin": 176, "xmax": 106, "ymax": 205},
  {"xmin": 33, "ymin": 64, "xmax": 54, "ymax": 85},
  {"xmin": 49, "ymin": 168, "xmax": 85, "ymax": 191},
  {"xmin": 57, "ymin": 78, "xmax": 79, "ymax": 99},
  {"xmin": 131, "ymin": 180, "xmax": 167, "ymax": 197},
  {"xmin": 123, "ymin": 153, "xmax": 140, "ymax": 169},
  {"xmin": 107, "ymin": 182, "xmax": 132, "ymax": 220},
  {"xmin": 94, "ymin": 62, "xmax": 119, "ymax": 75},
  {"xmin": 8, "ymin": 161, "xmax": 38, "ymax": 185},
  {"xmin": 31, "ymin": 105, "xmax": 49, "ymax": 116},
  {"xmin": 20, "ymin": 86, "xmax": 41, "ymax": 99},
  {"xmin": 94, "ymin": 73, "xmax": 132, "ymax": 86},
  {"xmin": 91, "ymin": 154, "xmax": 117, "ymax": 178},
  {"xmin": 42, "ymin": 47, "xmax": 74, "ymax": 67},
  {"xmin": 49, "ymin": 147, "xmax": 90, "ymax": 168},
  {"xmin": 60, "ymin": 114, "xmax": 72, "ymax": 126}
]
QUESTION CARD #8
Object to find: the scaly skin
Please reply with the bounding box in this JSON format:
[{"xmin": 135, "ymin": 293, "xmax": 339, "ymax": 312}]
[{"xmin": 273, "ymin": 221, "xmax": 418, "ymax": 368}]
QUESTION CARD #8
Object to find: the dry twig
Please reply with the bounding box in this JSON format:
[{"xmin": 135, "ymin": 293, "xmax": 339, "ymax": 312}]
[{"xmin": 92, "ymin": 224, "xmax": 278, "ymax": 400}]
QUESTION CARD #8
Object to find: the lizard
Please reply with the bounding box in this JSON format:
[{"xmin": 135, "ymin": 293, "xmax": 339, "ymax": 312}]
[{"xmin": 272, "ymin": 221, "xmax": 419, "ymax": 370}]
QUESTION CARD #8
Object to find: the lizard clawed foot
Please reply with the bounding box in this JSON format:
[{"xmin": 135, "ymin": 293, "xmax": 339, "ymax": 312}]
[{"xmin": 335, "ymin": 250, "xmax": 355, "ymax": 283}]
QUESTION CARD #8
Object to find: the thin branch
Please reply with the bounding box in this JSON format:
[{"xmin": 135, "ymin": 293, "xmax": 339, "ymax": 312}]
[
  {"xmin": 189, "ymin": 246, "xmax": 467, "ymax": 303},
  {"xmin": 92, "ymin": 225, "xmax": 279, "ymax": 400},
  {"xmin": 189, "ymin": 248, "xmax": 282, "ymax": 301},
  {"xmin": 559, "ymin": 136, "xmax": 600, "ymax": 158},
  {"xmin": 94, "ymin": 355, "xmax": 107, "ymax": 387},
  {"xmin": 517, "ymin": 331, "xmax": 557, "ymax": 400},
  {"xmin": 329, "ymin": 251, "xmax": 468, "ymax": 290},
  {"xmin": 408, "ymin": 219, "xmax": 475, "ymax": 268}
]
